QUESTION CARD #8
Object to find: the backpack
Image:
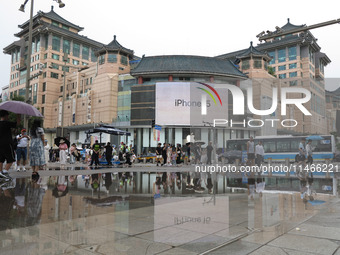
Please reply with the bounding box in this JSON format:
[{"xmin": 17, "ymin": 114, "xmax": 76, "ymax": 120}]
[{"xmin": 13, "ymin": 137, "xmax": 18, "ymax": 150}]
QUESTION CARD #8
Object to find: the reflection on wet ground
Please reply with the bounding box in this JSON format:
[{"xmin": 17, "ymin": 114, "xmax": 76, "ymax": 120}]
[{"xmin": 0, "ymin": 171, "xmax": 339, "ymax": 254}]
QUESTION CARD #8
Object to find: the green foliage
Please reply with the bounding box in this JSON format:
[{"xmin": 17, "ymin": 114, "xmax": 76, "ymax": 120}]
[{"xmin": 267, "ymin": 66, "xmax": 276, "ymax": 76}]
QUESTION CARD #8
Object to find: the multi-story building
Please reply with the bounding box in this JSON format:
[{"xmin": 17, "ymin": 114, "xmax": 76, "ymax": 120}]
[
  {"xmin": 3, "ymin": 7, "xmax": 135, "ymax": 144},
  {"xmin": 218, "ymin": 18, "xmax": 331, "ymax": 135},
  {"xmin": 3, "ymin": 11, "xmax": 335, "ymax": 150}
]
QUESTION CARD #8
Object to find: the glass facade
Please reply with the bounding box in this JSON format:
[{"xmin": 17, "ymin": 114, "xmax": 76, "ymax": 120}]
[
  {"xmin": 73, "ymin": 43, "xmax": 80, "ymax": 57},
  {"xmin": 108, "ymin": 54, "xmax": 117, "ymax": 63},
  {"xmin": 268, "ymin": 51, "xmax": 275, "ymax": 65},
  {"xmin": 63, "ymin": 39, "xmax": 70, "ymax": 54},
  {"xmin": 288, "ymin": 46, "xmax": 297, "ymax": 61},
  {"xmin": 278, "ymin": 48, "xmax": 286, "ymax": 63},
  {"xmin": 52, "ymin": 36, "xmax": 60, "ymax": 51}
]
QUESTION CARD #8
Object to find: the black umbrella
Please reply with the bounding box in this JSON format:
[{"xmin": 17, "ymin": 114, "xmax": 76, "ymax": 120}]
[
  {"xmin": 54, "ymin": 137, "xmax": 70, "ymax": 148},
  {"xmin": 86, "ymin": 125, "xmax": 131, "ymax": 136}
]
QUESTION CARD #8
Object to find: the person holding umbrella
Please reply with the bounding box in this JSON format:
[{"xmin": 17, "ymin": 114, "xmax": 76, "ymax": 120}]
[{"xmin": 0, "ymin": 110, "xmax": 21, "ymax": 179}]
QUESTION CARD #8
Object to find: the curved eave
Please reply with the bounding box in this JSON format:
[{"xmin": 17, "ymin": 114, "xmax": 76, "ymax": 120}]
[
  {"xmin": 3, "ymin": 40, "xmax": 22, "ymax": 54},
  {"xmin": 236, "ymin": 53, "xmax": 272, "ymax": 61},
  {"xmin": 130, "ymin": 70, "xmax": 247, "ymax": 79},
  {"xmin": 19, "ymin": 11, "xmax": 83, "ymax": 32},
  {"xmin": 95, "ymin": 47, "xmax": 134, "ymax": 56}
]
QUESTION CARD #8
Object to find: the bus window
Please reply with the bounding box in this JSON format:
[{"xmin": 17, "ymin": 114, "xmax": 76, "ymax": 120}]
[
  {"xmin": 291, "ymin": 140, "xmax": 300, "ymax": 153},
  {"xmin": 263, "ymin": 141, "xmax": 276, "ymax": 153},
  {"xmin": 276, "ymin": 140, "xmax": 291, "ymax": 152}
]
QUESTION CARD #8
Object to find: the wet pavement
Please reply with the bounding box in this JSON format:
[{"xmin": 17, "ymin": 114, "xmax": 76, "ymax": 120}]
[{"xmin": 1, "ymin": 162, "xmax": 340, "ymax": 254}]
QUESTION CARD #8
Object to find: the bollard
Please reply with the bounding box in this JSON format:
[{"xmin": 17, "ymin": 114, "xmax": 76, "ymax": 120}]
[
  {"xmin": 268, "ymin": 158, "xmax": 272, "ymax": 177},
  {"xmin": 143, "ymin": 158, "xmax": 146, "ymax": 164},
  {"xmin": 326, "ymin": 159, "xmax": 330, "ymax": 178}
]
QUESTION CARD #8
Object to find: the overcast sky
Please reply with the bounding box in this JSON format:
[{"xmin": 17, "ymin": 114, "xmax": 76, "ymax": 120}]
[{"xmin": 1, "ymin": 0, "xmax": 340, "ymax": 91}]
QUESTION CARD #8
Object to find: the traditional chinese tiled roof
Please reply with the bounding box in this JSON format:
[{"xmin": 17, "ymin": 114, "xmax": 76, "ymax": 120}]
[
  {"xmin": 131, "ymin": 55, "xmax": 247, "ymax": 79},
  {"xmin": 95, "ymin": 35, "xmax": 134, "ymax": 57},
  {"xmin": 19, "ymin": 6, "xmax": 83, "ymax": 32},
  {"xmin": 236, "ymin": 41, "xmax": 271, "ymax": 61}
]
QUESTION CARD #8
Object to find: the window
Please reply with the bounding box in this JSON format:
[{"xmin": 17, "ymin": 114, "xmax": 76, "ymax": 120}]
[
  {"xmin": 73, "ymin": 43, "xmax": 80, "ymax": 57},
  {"xmin": 108, "ymin": 54, "xmax": 117, "ymax": 63},
  {"xmin": 268, "ymin": 51, "xmax": 275, "ymax": 65},
  {"xmin": 62, "ymin": 66, "xmax": 69, "ymax": 72},
  {"xmin": 35, "ymin": 54, "xmax": 40, "ymax": 61},
  {"xmin": 72, "ymin": 59, "xmax": 79, "ymax": 65},
  {"xmin": 82, "ymin": 46, "xmax": 89, "ymax": 60},
  {"xmin": 36, "ymin": 38, "xmax": 40, "ymax": 52},
  {"xmin": 278, "ymin": 48, "xmax": 286, "ymax": 63},
  {"xmin": 63, "ymin": 39, "xmax": 70, "ymax": 54},
  {"xmin": 42, "ymin": 82, "xmax": 46, "ymax": 91},
  {"xmin": 52, "ymin": 53, "xmax": 59, "ymax": 60},
  {"xmin": 82, "ymin": 62, "xmax": 88, "ymax": 66},
  {"xmin": 98, "ymin": 55, "xmax": 105, "ymax": 65},
  {"xmin": 41, "ymin": 107, "xmax": 44, "ymax": 116},
  {"xmin": 263, "ymin": 141, "xmax": 276, "ymax": 153},
  {"xmin": 60, "ymin": 86, "xmax": 63, "ymax": 92},
  {"xmin": 289, "ymin": 80, "xmax": 297, "ymax": 86},
  {"xmin": 52, "ymin": 36, "xmax": 60, "ymax": 51},
  {"xmin": 91, "ymin": 49, "xmax": 97, "ymax": 62},
  {"xmin": 279, "ymin": 73, "xmax": 286, "ymax": 79},
  {"xmin": 253, "ymin": 59, "xmax": 262, "ymax": 69},
  {"xmin": 288, "ymin": 46, "xmax": 297, "ymax": 61},
  {"xmin": 289, "ymin": 63, "xmax": 297, "ymax": 69},
  {"xmin": 121, "ymin": 55, "xmax": 128, "ymax": 65},
  {"xmin": 44, "ymin": 53, "xmax": 48, "ymax": 59},
  {"xmin": 278, "ymin": 65, "xmax": 286, "ymax": 71},
  {"xmin": 289, "ymin": 72, "xmax": 297, "ymax": 78},
  {"xmin": 62, "ymin": 25, "xmax": 69, "ymax": 30},
  {"xmin": 42, "ymin": 95, "xmax": 45, "ymax": 104},
  {"xmin": 51, "ymin": 63, "xmax": 59, "ymax": 70},
  {"xmin": 242, "ymin": 60, "xmax": 250, "ymax": 70},
  {"xmin": 90, "ymin": 77, "xmax": 93, "ymax": 84},
  {"xmin": 276, "ymin": 140, "xmax": 290, "ymax": 152},
  {"xmin": 51, "ymin": 72, "xmax": 59, "ymax": 79}
]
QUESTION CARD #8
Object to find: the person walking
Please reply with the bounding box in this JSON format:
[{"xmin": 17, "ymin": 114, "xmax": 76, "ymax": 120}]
[
  {"xmin": 255, "ymin": 141, "xmax": 264, "ymax": 167},
  {"xmin": 59, "ymin": 139, "xmax": 68, "ymax": 168},
  {"xmin": 155, "ymin": 143, "xmax": 162, "ymax": 166},
  {"xmin": 44, "ymin": 140, "xmax": 49, "ymax": 165},
  {"xmin": 69, "ymin": 143, "xmax": 77, "ymax": 164},
  {"xmin": 161, "ymin": 143, "xmax": 167, "ymax": 166},
  {"xmin": 247, "ymin": 136, "xmax": 255, "ymax": 166},
  {"xmin": 176, "ymin": 144, "xmax": 183, "ymax": 165},
  {"xmin": 29, "ymin": 119, "xmax": 46, "ymax": 174},
  {"xmin": 90, "ymin": 140, "xmax": 101, "ymax": 166},
  {"xmin": 0, "ymin": 110, "xmax": 20, "ymax": 179},
  {"xmin": 16, "ymin": 128, "xmax": 30, "ymax": 171},
  {"xmin": 105, "ymin": 142, "xmax": 113, "ymax": 165}
]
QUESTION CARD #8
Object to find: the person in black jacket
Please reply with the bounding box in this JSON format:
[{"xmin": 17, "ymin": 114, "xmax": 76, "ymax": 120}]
[
  {"xmin": 0, "ymin": 110, "xmax": 21, "ymax": 178},
  {"xmin": 105, "ymin": 142, "xmax": 113, "ymax": 165}
]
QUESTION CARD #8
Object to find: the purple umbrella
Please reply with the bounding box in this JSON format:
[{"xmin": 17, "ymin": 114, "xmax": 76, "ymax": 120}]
[{"xmin": 0, "ymin": 101, "xmax": 43, "ymax": 117}]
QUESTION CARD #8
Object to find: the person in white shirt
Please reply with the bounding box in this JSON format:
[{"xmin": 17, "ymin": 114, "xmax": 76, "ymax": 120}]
[
  {"xmin": 16, "ymin": 128, "xmax": 30, "ymax": 172},
  {"xmin": 255, "ymin": 141, "xmax": 265, "ymax": 167}
]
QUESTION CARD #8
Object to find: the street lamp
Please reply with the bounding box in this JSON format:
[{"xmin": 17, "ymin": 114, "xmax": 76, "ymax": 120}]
[{"xmin": 19, "ymin": 0, "xmax": 65, "ymax": 129}]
